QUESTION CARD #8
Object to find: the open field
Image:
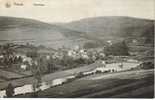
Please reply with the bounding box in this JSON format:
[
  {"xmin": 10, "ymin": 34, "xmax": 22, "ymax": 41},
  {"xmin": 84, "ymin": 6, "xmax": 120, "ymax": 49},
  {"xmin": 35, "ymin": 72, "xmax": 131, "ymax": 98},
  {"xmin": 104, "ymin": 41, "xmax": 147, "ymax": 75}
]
[
  {"xmin": 0, "ymin": 61, "xmax": 142, "ymax": 90},
  {"xmin": 0, "ymin": 79, "xmax": 5, "ymax": 82},
  {"xmin": 14, "ymin": 69, "xmax": 154, "ymax": 98},
  {"xmin": 0, "ymin": 63, "xmax": 98, "ymax": 90},
  {"xmin": 0, "ymin": 69, "xmax": 25, "ymax": 80}
]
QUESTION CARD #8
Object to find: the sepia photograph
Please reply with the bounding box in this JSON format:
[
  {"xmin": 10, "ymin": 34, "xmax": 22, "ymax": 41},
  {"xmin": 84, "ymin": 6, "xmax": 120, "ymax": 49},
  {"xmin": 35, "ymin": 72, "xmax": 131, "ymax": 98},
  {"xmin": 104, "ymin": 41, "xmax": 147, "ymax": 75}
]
[{"xmin": 0, "ymin": 0, "xmax": 154, "ymax": 98}]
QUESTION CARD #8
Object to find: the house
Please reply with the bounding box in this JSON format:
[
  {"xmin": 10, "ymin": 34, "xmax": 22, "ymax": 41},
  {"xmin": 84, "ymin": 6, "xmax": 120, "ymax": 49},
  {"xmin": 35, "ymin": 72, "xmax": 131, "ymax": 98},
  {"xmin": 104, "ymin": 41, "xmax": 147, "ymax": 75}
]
[
  {"xmin": 0, "ymin": 55, "xmax": 4, "ymax": 59},
  {"xmin": 22, "ymin": 56, "xmax": 32, "ymax": 65},
  {"xmin": 20, "ymin": 64, "xmax": 27, "ymax": 70}
]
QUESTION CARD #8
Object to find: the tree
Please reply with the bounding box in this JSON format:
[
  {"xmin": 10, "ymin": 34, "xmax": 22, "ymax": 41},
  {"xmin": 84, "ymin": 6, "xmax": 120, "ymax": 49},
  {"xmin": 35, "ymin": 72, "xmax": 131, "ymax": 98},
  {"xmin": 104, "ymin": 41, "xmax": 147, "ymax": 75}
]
[
  {"xmin": 27, "ymin": 49, "xmax": 42, "ymax": 97},
  {"xmin": 30, "ymin": 60, "xmax": 42, "ymax": 97},
  {"xmin": 26, "ymin": 49, "xmax": 38, "ymax": 59},
  {"xmin": 6, "ymin": 83, "xmax": 14, "ymax": 97},
  {"xmin": 104, "ymin": 40, "xmax": 129, "ymax": 56}
]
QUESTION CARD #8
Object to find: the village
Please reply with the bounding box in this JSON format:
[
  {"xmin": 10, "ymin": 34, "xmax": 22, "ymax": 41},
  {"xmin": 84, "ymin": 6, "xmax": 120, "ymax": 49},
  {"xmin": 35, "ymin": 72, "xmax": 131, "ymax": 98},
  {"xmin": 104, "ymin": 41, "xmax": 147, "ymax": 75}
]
[
  {"xmin": 0, "ymin": 39, "xmax": 153, "ymax": 97},
  {"xmin": 0, "ymin": 41, "xmax": 141, "ymax": 73}
]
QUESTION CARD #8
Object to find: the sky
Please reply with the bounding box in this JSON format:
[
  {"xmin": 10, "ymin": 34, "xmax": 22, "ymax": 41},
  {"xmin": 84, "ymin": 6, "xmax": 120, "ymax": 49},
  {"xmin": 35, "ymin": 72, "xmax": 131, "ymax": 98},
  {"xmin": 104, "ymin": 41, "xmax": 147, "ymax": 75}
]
[{"xmin": 0, "ymin": 0, "xmax": 154, "ymax": 22}]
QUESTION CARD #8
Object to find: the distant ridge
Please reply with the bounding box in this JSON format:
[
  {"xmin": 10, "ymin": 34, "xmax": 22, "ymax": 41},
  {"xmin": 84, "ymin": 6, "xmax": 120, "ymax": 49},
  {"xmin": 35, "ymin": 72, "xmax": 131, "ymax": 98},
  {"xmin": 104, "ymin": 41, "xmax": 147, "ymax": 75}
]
[
  {"xmin": 59, "ymin": 16, "xmax": 154, "ymax": 46},
  {"xmin": 0, "ymin": 16, "xmax": 85, "ymax": 48},
  {"xmin": 65, "ymin": 16, "xmax": 154, "ymax": 37},
  {"xmin": 0, "ymin": 16, "xmax": 154, "ymax": 48}
]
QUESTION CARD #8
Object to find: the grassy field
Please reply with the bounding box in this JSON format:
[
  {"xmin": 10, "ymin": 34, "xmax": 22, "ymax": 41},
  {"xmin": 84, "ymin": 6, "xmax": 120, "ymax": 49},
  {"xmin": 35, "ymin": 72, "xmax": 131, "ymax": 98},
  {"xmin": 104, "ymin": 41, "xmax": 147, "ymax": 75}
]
[
  {"xmin": 0, "ymin": 63, "xmax": 98, "ymax": 90},
  {"xmin": 0, "ymin": 69, "xmax": 26, "ymax": 80},
  {"xmin": 15, "ymin": 69, "xmax": 154, "ymax": 98},
  {"xmin": 0, "ymin": 60, "xmax": 154, "ymax": 98}
]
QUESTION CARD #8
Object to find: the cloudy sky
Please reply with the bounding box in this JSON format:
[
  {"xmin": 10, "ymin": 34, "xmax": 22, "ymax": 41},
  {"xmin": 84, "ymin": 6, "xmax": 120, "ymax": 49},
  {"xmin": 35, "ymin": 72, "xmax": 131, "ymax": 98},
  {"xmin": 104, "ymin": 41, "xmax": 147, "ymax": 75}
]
[{"xmin": 0, "ymin": 0, "xmax": 154, "ymax": 22}]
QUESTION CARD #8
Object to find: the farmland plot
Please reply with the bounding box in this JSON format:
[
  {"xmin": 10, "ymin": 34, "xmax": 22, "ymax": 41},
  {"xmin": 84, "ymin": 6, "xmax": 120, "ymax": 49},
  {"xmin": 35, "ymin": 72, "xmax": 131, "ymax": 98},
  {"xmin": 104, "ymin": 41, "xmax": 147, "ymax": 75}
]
[
  {"xmin": 15, "ymin": 69, "xmax": 154, "ymax": 98},
  {"xmin": 0, "ymin": 69, "xmax": 25, "ymax": 80},
  {"xmin": 0, "ymin": 63, "xmax": 97, "ymax": 90}
]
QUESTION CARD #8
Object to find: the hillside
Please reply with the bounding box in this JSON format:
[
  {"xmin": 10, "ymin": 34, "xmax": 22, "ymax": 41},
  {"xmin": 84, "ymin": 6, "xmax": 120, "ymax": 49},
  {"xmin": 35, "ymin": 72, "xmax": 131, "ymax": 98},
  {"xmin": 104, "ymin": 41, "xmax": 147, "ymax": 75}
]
[
  {"xmin": 0, "ymin": 16, "xmax": 85, "ymax": 48},
  {"xmin": 64, "ymin": 16, "xmax": 154, "ymax": 44},
  {"xmin": 0, "ymin": 16, "xmax": 154, "ymax": 49}
]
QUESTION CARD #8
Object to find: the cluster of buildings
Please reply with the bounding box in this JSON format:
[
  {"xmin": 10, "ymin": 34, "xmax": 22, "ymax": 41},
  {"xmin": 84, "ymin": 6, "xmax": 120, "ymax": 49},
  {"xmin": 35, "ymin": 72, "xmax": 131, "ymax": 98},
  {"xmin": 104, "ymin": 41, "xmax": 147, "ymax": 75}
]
[
  {"xmin": 51, "ymin": 45, "xmax": 105, "ymax": 62},
  {"xmin": 0, "ymin": 42, "xmax": 141, "ymax": 74}
]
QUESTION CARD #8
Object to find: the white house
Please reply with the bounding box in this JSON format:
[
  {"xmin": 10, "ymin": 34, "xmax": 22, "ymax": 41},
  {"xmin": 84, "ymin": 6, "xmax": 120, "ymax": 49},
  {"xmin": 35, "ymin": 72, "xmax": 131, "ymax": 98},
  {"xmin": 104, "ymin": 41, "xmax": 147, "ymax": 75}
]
[
  {"xmin": 52, "ymin": 78, "xmax": 67, "ymax": 86},
  {"xmin": 20, "ymin": 64, "xmax": 27, "ymax": 70},
  {"xmin": 107, "ymin": 40, "xmax": 112, "ymax": 45},
  {"xmin": 0, "ymin": 55, "xmax": 4, "ymax": 59}
]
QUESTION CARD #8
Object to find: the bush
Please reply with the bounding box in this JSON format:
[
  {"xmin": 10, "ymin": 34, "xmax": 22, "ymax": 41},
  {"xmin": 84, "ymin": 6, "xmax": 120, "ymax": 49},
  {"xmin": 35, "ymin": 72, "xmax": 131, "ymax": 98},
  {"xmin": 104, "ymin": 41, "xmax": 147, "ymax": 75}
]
[
  {"xmin": 75, "ymin": 72, "xmax": 84, "ymax": 78},
  {"xmin": 139, "ymin": 62, "xmax": 154, "ymax": 69}
]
